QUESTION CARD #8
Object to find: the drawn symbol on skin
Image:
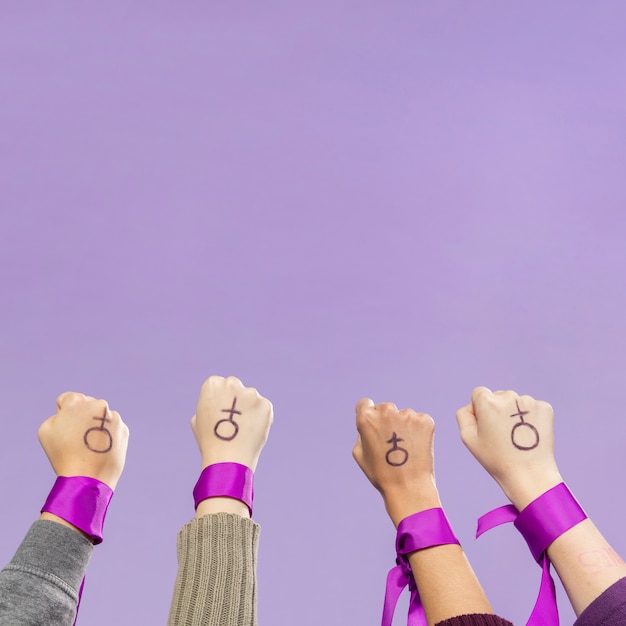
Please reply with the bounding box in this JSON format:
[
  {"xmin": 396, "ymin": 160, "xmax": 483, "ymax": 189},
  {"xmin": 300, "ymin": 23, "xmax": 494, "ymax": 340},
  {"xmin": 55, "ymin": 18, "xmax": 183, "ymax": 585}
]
[
  {"xmin": 214, "ymin": 397, "xmax": 241, "ymax": 441},
  {"xmin": 84, "ymin": 410, "xmax": 113, "ymax": 453},
  {"xmin": 385, "ymin": 432, "xmax": 409, "ymax": 466},
  {"xmin": 510, "ymin": 400, "xmax": 539, "ymax": 450}
]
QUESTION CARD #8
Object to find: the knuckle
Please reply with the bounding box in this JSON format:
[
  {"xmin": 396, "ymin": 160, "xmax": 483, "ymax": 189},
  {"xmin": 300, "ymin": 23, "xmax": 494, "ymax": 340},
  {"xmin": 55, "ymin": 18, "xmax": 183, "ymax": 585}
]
[
  {"xmin": 57, "ymin": 391, "xmax": 83, "ymax": 408},
  {"xmin": 536, "ymin": 399, "xmax": 553, "ymax": 413},
  {"xmin": 202, "ymin": 375, "xmax": 224, "ymax": 388}
]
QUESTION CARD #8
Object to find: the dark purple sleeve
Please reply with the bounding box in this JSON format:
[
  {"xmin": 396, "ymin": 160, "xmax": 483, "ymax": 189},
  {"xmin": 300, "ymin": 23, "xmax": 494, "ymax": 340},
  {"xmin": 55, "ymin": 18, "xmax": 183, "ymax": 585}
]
[
  {"xmin": 574, "ymin": 577, "xmax": 626, "ymax": 626},
  {"xmin": 435, "ymin": 615, "xmax": 514, "ymax": 626}
]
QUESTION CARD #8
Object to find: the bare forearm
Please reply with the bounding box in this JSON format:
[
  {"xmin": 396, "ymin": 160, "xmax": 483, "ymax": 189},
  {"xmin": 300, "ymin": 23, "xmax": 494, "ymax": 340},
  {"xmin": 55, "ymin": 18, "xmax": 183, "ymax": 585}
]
[
  {"xmin": 546, "ymin": 519, "xmax": 626, "ymax": 616},
  {"xmin": 407, "ymin": 545, "xmax": 494, "ymax": 626},
  {"xmin": 385, "ymin": 487, "xmax": 494, "ymax": 626}
]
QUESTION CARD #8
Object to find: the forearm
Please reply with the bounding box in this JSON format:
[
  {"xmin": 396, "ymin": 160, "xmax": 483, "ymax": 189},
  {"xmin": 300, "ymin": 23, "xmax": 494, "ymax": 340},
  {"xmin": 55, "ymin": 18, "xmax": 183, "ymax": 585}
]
[
  {"xmin": 546, "ymin": 519, "xmax": 626, "ymax": 616},
  {"xmin": 506, "ymin": 482, "xmax": 626, "ymax": 617},
  {"xmin": 167, "ymin": 513, "xmax": 260, "ymax": 626},
  {"xmin": 385, "ymin": 486, "xmax": 494, "ymax": 626},
  {"xmin": 407, "ymin": 544, "xmax": 494, "ymax": 625},
  {"xmin": 0, "ymin": 520, "xmax": 92, "ymax": 626}
]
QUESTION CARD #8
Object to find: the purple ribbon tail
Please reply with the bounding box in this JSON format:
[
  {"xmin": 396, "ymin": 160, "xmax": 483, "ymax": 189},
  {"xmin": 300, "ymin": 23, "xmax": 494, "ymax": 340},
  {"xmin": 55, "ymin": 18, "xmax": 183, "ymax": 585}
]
[
  {"xmin": 476, "ymin": 484, "xmax": 586, "ymax": 626},
  {"xmin": 407, "ymin": 583, "xmax": 426, "ymax": 626},
  {"xmin": 476, "ymin": 504, "xmax": 518, "ymax": 538},
  {"xmin": 527, "ymin": 555, "xmax": 559, "ymax": 626},
  {"xmin": 382, "ymin": 565, "xmax": 406, "ymax": 626},
  {"xmin": 73, "ymin": 576, "xmax": 85, "ymax": 626},
  {"xmin": 381, "ymin": 508, "xmax": 460, "ymax": 626}
]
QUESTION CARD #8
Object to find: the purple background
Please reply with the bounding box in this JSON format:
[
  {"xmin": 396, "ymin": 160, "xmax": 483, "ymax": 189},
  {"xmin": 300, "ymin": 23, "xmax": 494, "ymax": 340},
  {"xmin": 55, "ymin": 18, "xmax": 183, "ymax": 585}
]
[{"xmin": 2, "ymin": 3, "xmax": 626, "ymax": 624}]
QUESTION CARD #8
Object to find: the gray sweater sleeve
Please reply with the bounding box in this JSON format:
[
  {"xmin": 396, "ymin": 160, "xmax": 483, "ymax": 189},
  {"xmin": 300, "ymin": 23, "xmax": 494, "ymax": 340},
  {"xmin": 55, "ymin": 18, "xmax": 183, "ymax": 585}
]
[
  {"xmin": 0, "ymin": 520, "xmax": 93, "ymax": 626},
  {"xmin": 167, "ymin": 513, "xmax": 260, "ymax": 626}
]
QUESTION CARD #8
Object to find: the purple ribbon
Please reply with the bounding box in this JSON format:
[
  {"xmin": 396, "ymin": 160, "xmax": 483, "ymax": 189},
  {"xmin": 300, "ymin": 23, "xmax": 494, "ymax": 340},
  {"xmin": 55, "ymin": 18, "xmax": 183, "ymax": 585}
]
[
  {"xmin": 41, "ymin": 476, "xmax": 114, "ymax": 625},
  {"xmin": 41, "ymin": 476, "xmax": 114, "ymax": 544},
  {"xmin": 476, "ymin": 483, "xmax": 588, "ymax": 626},
  {"xmin": 383, "ymin": 507, "xmax": 460, "ymax": 626},
  {"xmin": 193, "ymin": 462, "xmax": 254, "ymax": 515}
]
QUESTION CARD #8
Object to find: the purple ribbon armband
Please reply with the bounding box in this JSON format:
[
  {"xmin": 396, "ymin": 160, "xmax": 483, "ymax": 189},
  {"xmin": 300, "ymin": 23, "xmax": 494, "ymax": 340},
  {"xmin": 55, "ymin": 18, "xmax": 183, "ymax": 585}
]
[
  {"xmin": 41, "ymin": 476, "xmax": 114, "ymax": 626},
  {"xmin": 41, "ymin": 476, "xmax": 114, "ymax": 545},
  {"xmin": 383, "ymin": 507, "xmax": 460, "ymax": 626},
  {"xmin": 193, "ymin": 462, "xmax": 254, "ymax": 516},
  {"xmin": 476, "ymin": 483, "xmax": 588, "ymax": 626}
]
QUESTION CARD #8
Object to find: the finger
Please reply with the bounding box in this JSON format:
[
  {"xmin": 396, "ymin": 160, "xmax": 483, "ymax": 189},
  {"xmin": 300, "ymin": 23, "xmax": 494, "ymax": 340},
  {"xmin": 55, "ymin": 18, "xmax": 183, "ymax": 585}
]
[
  {"xmin": 518, "ymin": 394, "xmax": 536, "ymax": 409},
  {"xmin": 535, "ymin": 399, "xmax": 553, "ymax": 414},
  {"xmin": 456, "ymin": 403, "xmax": 477, "ymax": 432},
  {"xmin": 355, "ymin": 398, "xmax": 374, "ymax": 413},
  {"xmin": 108, "ymin": 409, "xmax": 122, "ymax": 424},
  {"xmin": 56, "ymin": 391, "xmax": 83, "ymax": 410},
  {"xmin": 200, "ymin": 375, "xmax": 225, "ymax": 390},
  {"xmin": 91, "ymin": 399, "xmax": 109, "ymax": 417},
  {"xmin": 37, "ymin": 417, "xmax": 52, "ymax": 444},
  {"xmin": 225, "ymin": 375, "xmax": 243, "ymax": 387},
  {"xmin": 377, "ymin": 402, "xmax": 398, "ymax": 413},
  {"xmin": 351, "ymin": 434, "xmax": 363, "ymax": 464},
  {"xmin": 470, "ymin": 386, "xmax": 492, "ymax": 406}
]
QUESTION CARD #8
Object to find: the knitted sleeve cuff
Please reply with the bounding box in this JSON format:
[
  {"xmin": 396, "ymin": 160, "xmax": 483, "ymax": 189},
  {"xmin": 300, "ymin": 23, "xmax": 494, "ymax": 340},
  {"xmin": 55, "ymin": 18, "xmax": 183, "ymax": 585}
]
[
  {"xmin": 167, "ymin": 513, "xmax": 260, "ymax": 626},
  {"xmin": 573, "ymin": 577, "xmax": 626, "ymax": 626},
  {"xmin": 435, "ymin": 614, "xmax": 514, "ymax": 626}
]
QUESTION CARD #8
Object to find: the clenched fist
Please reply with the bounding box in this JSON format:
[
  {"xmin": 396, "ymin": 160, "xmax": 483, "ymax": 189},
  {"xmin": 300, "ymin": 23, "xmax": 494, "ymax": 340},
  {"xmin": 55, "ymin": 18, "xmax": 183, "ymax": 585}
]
[
  {"xmin": 192, "ymin": 376, "xmax": 273, "ymax": 473},
  {"xmin": 456, "ymin": 387, "xmax": 562, "ymax": 510},
  {"xmin": 352, "ymin": 399, "xmax": 441, "ymax": 527},
  {"xmin": 38, "ymin": 392, "xmax": 129, "ymax": 491}
]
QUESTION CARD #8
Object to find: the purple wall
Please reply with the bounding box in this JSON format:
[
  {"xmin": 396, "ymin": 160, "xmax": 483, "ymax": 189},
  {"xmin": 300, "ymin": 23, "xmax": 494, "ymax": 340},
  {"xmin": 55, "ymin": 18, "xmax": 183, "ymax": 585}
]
[{"xmin": 2, "ymin": 3, "xmax": 626, "ymax": 624}]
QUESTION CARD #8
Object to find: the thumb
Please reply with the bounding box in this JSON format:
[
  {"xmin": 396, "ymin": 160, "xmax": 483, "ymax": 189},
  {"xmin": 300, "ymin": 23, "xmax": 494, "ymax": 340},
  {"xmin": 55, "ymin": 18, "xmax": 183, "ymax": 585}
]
[{"xmin": 456, "ymin": 403, "xmax": 478, "ymax": 444}]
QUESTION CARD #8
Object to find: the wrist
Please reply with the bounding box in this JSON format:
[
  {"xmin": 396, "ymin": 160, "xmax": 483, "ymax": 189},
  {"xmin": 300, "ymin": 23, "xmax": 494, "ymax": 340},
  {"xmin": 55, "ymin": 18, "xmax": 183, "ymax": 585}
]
[
  {"xmin": 39, "ymin": 512, "xmax": 95, "ymax": 543},
  {"xmin": 195, "ymin": 497, "xmax": 251, "ymax": 519},
  {"xmin": 500, "ymin": 471, "xmax": 564, "ymax": 511},
  {"xmin": 40, "ymin": 476, "xmax": 114, "ymax": 544},
  {"xmin": 193, "ymin": 462, "xmax": 254, "ymax": 517},
  {"xmin": 383, "ymin": 482, "xmax": 442, "ymax": 528},
  {"xmin": 200, "ymin": 455, "xmax": 256, "ymax": 472}
]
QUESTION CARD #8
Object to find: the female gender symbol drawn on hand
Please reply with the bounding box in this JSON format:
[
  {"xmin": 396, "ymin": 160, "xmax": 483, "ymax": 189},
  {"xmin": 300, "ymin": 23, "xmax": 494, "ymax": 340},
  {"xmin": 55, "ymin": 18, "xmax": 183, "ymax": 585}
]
[
  {"xmin": 510, "ymin": 400, "xmax": 539, "ymax": 450},
  {"xmin": 214, "ymin": 397, "xmax": 241, "ymax": 441},
  {"xmin": 83, "ymin": 409, "xmax": 113, "ymax": 454},
  {"xmin": 385, "ymin": 432, "xmax": 409, "ymax": 467}
]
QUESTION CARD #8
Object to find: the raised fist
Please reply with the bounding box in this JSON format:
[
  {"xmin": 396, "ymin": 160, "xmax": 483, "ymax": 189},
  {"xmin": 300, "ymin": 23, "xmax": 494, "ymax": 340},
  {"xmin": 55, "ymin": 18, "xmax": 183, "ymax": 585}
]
[
  {"xmin": 192, "ymin": 376, "xmax": 273, "ymax": 472},
  {"xmin": 352, "ymin": 399, "xmax": 440, "ymax": 526},
  {"xmin": 456, "ymin": 387, "xmax": 562, "ymax": 510},
  {"xmin": 38, "ymin": 392, "xmax": 129, "ymax": 490}
]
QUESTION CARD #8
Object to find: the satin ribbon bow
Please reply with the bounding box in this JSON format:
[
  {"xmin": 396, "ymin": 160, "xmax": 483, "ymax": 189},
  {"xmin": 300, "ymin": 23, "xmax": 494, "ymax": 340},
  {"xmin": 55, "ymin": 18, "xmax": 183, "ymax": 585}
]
[
  {"xmin": 382, "ymin": 507, "xmax": 460, "ymax": 626},
  {"xmin": 476, "ymin": 483, "xmax": 587, "ymax": 626}
]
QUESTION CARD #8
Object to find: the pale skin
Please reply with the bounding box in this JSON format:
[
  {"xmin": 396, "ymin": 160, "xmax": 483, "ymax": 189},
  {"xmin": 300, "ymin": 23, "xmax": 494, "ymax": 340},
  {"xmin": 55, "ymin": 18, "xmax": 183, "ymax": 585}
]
[
  {"xmin": 353, "ymin": 399, "xmax": 494, "ymax": 626},
  {"xmin": 37, "ymin": 392, "xmax": 129, "ymax": 542},
  {"xmin": 192, "ymin": 375, "xmax": 273, "ymax": 519},
  {"xmin": 457, "ymin": 387, "xmax": 626, "ymax": 616}
]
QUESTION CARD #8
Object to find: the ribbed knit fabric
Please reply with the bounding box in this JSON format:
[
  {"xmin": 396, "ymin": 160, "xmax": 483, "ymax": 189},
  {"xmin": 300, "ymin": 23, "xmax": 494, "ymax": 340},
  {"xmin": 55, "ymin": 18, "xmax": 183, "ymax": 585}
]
[
  {"xmin": 435, "ymin": 614, "xmax": 514, "ymax": 626},
  {"xmin": 167, "ymin": 513, "xmax": 260, "ymax": 626},
  {"xmin": 573, "ymin": 576, "xmax": 626, "ymax": 626}
]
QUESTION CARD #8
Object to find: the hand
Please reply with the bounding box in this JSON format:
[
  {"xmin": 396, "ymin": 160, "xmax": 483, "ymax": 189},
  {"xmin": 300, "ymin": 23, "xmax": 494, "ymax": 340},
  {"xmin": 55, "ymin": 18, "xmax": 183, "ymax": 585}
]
[
  {"xmin": 456, "ymin": 387, "xmax": 562, "ymax": 510},
  {"xmin": 192, "ymin": 376, "xmax": 273, "ymax": 473},
  {"xmin": 38, "ymin": 392, "xmax": 129, "ymax": 490},
  {"xmin": 352, "ymin": 399, "xmax": 441, "ymax": 527}
]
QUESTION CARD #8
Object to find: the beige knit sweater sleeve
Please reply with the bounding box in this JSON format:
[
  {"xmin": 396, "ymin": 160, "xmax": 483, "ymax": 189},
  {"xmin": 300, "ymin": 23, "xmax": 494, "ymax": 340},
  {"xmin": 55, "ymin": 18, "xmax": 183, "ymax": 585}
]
[{"xmin": 167, "ymin": 513, "xmax": 260, "ymax": 626}]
